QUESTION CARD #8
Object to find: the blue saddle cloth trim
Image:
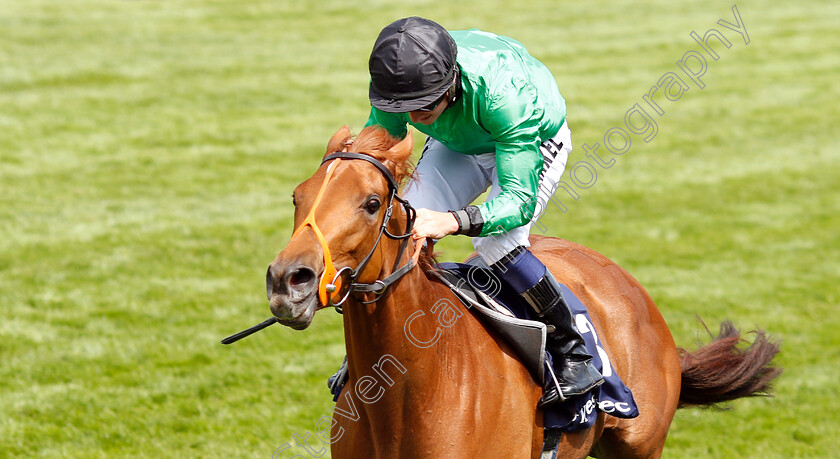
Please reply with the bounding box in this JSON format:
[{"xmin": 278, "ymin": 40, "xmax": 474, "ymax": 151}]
[{"xmin": 439, "ymin": 262, "xmax": 639, "ymax": 432}]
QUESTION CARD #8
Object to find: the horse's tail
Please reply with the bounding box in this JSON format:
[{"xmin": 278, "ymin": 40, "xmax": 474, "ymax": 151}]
[{"xmin": 677, "ymin": 320, "xmax": 782, "ymax": 408}]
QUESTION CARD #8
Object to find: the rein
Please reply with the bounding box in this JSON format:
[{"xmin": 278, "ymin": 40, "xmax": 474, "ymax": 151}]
[{"xmin": 297, "ymin": 152, "xmax": 419, "ymax": 310}]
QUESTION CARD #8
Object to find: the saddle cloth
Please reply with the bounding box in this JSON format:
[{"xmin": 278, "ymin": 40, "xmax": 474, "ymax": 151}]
[{"xmin": 434, "ymin": 261, "xmax": 639, "ymax": 432}]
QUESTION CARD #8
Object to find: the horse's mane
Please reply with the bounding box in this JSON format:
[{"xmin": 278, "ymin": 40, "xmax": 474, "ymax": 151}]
[{"xmin": 345, "ymin": 126, "xmax": 415, "ymax": 188}]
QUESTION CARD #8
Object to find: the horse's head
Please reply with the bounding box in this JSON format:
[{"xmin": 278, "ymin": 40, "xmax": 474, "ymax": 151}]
[{"xmin": 266, "ymin": 125, "xmax": 414, "ymax": 329}]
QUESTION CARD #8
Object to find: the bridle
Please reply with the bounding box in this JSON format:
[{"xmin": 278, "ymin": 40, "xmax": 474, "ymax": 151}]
[
  {"xmin": 287, "ymin": 151, "xmax": 419, "ymax": 311},
  {"xmin": 228, "ymin": 151, "xmax": 419, "ymax": 345}
]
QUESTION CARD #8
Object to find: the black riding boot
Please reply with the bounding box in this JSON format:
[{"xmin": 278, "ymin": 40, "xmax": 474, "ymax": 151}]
[{"xmin": 520, "ymin": 270, "xmax": 604, "ymax": 406}]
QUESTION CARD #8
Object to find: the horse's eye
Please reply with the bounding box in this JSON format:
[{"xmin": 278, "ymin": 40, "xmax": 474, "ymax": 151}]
[
  {"xmin": 292, "ymin": 193, "xmax": 297, "ymax": 207},
  {"xmin": 364, "ymin": 197, "xmax": 382, "ymax": 214}
]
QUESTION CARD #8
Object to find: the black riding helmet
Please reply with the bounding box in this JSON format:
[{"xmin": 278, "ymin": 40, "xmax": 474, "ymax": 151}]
[{"xmin": 368, "ymin": 17, "xmax": 458, "ymax": 113}]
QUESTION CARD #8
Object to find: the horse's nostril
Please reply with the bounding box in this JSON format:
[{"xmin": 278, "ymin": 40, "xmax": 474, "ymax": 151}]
[{"xmin": 289, "ymin": 268, "xmax": 316, "ymax": 287}]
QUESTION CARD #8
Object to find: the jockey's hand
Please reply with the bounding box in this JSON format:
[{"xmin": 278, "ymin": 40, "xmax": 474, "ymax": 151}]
[{"xmin": 411, "ymin": 208, "xmax": 459, "ymax": 240}]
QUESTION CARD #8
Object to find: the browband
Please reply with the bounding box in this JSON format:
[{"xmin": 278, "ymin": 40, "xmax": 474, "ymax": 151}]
[{"xmin": 322, "ymin": 152, "xmax": 399, "ymax": 193}]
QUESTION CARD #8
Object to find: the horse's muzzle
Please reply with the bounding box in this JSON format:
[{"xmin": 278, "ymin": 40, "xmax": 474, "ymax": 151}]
[{"xmin": 266, "ymin": 262, "xmax": 319, "ymax": 329}]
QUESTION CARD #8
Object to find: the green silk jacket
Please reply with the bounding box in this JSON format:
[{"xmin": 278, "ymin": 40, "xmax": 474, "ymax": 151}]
[{"xmin": 366, "ymin": 29, "xmax": 566, "ymax": 237}]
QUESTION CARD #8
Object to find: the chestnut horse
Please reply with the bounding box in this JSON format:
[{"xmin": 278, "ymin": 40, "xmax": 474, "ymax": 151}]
[{"xmin": 266, "ymin": 126, "xmax": 780, "ymax": 458}]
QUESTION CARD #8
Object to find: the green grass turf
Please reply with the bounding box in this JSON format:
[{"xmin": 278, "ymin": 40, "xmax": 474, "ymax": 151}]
[{"xmin": 1, "ymin": 0, "xmax": 838, "ymax": 457}]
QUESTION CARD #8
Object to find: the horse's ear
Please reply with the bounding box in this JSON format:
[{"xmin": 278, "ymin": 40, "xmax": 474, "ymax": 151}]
[
  {"xmin": 386, "ymin": 130, "xmax": 414, "ymax": 164},
  {"xmin": 325, "ymin": 125, "xmax": 352, "ymax": 157}
]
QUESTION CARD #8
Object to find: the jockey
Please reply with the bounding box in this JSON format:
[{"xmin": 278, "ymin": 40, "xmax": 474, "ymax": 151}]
[{"xmin": 364, "ymin": 16, "xmax": 604, "ymax": 405}]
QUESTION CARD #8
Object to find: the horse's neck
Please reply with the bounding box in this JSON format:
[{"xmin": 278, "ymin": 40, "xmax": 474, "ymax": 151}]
[
  {"xmin": 341, "ymin": 259, "xmax": 452, "ymax": 370},
  {"xmin": 337, "ymin": 242, "xmax": 543, "ymax": 457}
]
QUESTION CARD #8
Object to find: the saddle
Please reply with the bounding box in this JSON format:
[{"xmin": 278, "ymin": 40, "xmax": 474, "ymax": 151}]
[{"xmin": 430, "ymin": 260, "xmax": 548, "ymax": 384}]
